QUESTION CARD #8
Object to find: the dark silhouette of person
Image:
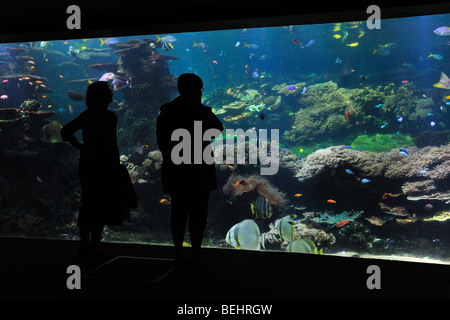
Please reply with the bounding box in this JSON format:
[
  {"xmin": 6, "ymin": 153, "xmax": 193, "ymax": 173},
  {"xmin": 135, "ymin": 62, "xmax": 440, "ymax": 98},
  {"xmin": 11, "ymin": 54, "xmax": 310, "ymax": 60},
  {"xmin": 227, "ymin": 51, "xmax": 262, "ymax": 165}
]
[
  {"xmin": 61, "ymin": 81, "xmax": 136, "ymax": 259},
  {"xmin": 156, "ymin": 73, "xmax": 223, "ymax": 269}
]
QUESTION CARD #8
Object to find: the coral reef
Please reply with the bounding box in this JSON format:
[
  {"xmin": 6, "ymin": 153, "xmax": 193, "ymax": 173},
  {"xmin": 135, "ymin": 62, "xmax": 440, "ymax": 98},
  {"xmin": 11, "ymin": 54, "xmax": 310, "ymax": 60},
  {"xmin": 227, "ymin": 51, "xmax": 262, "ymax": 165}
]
[
  {"xmin": 294, "ymin": 144, "xmax": 450, "ymax": 205},
  {"xmin": 110, "ymin": 39, "xmax": 178, "ymax": 150},
  {"xmin": 0, "ymin": 100, "xmax": 57, "ymax": 150},
  {"xmin": 262, "ymin": 215, "xmax": 336, "ymax": 250},
  {"xmin": 312, "ymin": 210, "xmax": 363, "ymax": 226},
  {"xmin": 222, "ymin": 173, "xmax": 287, "ymax": 207}
]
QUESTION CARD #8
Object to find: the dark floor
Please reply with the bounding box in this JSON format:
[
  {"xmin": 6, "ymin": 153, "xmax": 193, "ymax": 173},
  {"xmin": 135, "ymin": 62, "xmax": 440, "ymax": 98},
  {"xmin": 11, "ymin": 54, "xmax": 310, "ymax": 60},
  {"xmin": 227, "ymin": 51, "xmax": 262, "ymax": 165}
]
[{"xmin": 1, "ymin": 237, "xmax": 449, "ymax": 302}]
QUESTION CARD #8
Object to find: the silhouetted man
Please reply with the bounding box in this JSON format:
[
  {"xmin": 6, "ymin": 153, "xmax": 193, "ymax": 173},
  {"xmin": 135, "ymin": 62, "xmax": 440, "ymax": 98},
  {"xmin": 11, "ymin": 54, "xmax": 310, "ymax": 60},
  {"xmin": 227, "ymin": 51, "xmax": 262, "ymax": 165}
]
[{"xmin": 156, "ymin": 73, "xmax": 223, "ymax": 269}]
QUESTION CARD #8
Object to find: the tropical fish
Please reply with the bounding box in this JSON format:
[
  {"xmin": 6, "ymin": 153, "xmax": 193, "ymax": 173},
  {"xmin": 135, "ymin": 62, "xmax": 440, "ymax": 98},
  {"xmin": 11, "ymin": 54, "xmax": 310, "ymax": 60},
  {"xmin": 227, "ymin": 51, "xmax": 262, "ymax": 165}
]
[
  {"xmin": 40, "ymin": 120, "xmax": 63, "ymax": 143},
  {"xmin": 243, "ymin": 43, "xmax": 258, "ymax": 49},
  {"xmin": 288, "ymin": 85, "xmax": 296, "ymax": 90},
  {"xmin": 433, "ymin": 72, "xmax": 450, "ymax": 89},
  {"xmin": 382, "ymin": 193, "xmax": 391, "ymax": 200},
  {"xmin": 277, "ymin": 215, "xmax": 295, "ymax": 242},
  {"xmin": 372, "ymin": 47, "xmax": 391, "ymax": 56},
  {"xmin": 161, "ymin": 42, "xmax": 174, "ymax": 51},
  {"xmin": 434, "ymin": 26, "xmax": 450, "ymax": 36},
  {"xmin": 235, "ymin": 179, "xmax": 247, "ymax": 186},
  {"xmin": 361, "ymin": 178, "xmax": 371, "ymax": 183},
  {"xmin": 428, "ymin": 53, "xmax": 443, "ymax": 60},
  {"xmin": 111, "ymin": 76, "xmax": 133, "ymax": 91},
  {"xmin": 66, "ymin": 90, "xmax": 86, "ymax": 101},
  {"xmin": 159, "ymin": 198, "xmax": 171, "ymax": 204},
  {"xmin": 346, "ymin": 42, "xmax": 359, "ymax": 47},
  {"xmin": 259, "ymin": 111, "xmax": 265, "ymax": 120},
  {"xmin": 193, "ymin": 42, "xmax": 208, "ymax": 49},
  {"xmin": 333, "ymin": 34, "xmax": 341, "ymax": 39},
  {"xmin": 300, "ymin": 86, "xmax": 309, "ymax": 94},
  {"xmin": 294, "ymin": 193, "xmax": 302, "ymax": 197},
  {"xmin": 327, "ymin": 199, "xmax": 336, "ymax": 204},
  {"xmin": 250, "ymin": 194, "xmax": 273, "ymax": 220},
  {"xmin": 336, "ymin": 220, "xmax": 349, "ymax": 227},
  {"xmin": 345, "ymin": 169, "xmax": 354, "ymax": 175},
  {"xmin": 99, "ymin": 72, "xmax": 115, "ymax": 82},
  {"xmin": 286, "ymin": 238, "xmax": 323, "ymax": 255},
  {"xmin": 374, "ymin": 103, "xmax": 384, "ymax": 108},
  {"xmin": 0, "ymin": 95, "xmax": 8, "ymax": 99},
  {"xmin": 99, "ymin": 38, "xmax": 119, "ymax": 46},
  {"xmin": 305, "ymin": 40, "xmax": 315, "ymax": 47},
  {"xmin": 380, "ymin": 122, "xmax": 388, "ymax": 129},
  {"xmin": 157, "ymin": 35, "xmax": 177, "ymax": 43},
  {"xmin": 344, "ymin": 111, "xmax": 350, "ymax": 121},
  {"xmin": 226, "ymin": 219, "xmax": 262, "ymax": 250},
  {"xmin": 365, "ymin": 216, "xmax": 385, "ymax": 226},
  {"xmin": 399, "ymin": 148, "xmax": 409, "ymax": 156}
]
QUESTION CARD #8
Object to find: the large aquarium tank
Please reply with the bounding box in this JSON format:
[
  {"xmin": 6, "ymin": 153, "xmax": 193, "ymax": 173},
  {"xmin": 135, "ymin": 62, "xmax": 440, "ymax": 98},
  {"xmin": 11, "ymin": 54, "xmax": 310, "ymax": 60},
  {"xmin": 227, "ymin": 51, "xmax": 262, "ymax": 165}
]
[{"xmin": 1, "ymin": 10, "xmax": 450, "ymax": 265}]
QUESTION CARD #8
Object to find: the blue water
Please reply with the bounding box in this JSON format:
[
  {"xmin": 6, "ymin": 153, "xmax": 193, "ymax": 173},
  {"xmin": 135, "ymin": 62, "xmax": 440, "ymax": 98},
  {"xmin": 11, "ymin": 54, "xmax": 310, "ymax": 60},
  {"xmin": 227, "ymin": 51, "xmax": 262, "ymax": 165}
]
[{"xmin": 1, "ymin": 12, "xmax": 450, "ymax": 262}]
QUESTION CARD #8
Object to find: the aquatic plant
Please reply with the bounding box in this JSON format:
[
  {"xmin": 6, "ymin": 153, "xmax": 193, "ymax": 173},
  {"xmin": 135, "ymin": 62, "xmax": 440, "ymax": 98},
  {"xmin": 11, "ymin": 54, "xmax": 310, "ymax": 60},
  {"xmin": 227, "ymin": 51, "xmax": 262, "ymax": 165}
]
[
  {"xmin": 350, "ymin": 133, "xmax": 414, "ymax": 153},
  {"xmin": 312, "ymin": 210, "xmax": 363, "ymax": 226}
]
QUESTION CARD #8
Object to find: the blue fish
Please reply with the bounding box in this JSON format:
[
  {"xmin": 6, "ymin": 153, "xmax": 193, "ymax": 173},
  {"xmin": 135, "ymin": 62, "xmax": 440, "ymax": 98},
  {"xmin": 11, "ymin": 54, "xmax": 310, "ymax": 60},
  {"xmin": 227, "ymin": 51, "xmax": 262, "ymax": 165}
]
[
  {"xmin": 345, "ymin": 169, "xmax": 354, "ymax": 175},
  {"xmin": 374, "ymin": 103, "xmax": 384, "ymax": 108},
  {"xmin": 380, "ymin": 122, "xmax": 388, "ymax": 129},
  {"xmin": 361, "ymin": 178, "xmax": 371, "ymax": 183},
  {"xmin": 419, "ymin": 169, "xmax": 428, "ymax": 175},
  {"xmin": 344, "ymin": 145, "xmax": 352, "ymax": 149},
  {"xmin": 305, "ymin": 40, "xmax": 315, "ymax": 47}
]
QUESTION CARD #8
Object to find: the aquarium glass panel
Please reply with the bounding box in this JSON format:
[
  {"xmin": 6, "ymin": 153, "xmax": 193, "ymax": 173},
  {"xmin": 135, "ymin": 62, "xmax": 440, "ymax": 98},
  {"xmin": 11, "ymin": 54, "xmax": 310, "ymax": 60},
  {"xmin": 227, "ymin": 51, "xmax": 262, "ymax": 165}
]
[{"xmin": 1, "ymin": 12, "xmax": 450, "ymax": 265}]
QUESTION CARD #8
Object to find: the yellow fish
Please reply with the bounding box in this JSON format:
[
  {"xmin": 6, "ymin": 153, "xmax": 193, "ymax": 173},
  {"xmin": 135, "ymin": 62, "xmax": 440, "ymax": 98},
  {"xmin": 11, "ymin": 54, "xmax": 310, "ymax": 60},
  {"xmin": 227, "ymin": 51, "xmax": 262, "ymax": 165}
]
[
  {"xmin": 333, "ymin": 34, "xmax": 341, "ymax": 39},
  {"xmin": 433, "ymin": 72, "xmax": 450, "ymax": 89},
  {"xmin": 346, "ymin": 42, "xmax": 359, "ymax": 47}
]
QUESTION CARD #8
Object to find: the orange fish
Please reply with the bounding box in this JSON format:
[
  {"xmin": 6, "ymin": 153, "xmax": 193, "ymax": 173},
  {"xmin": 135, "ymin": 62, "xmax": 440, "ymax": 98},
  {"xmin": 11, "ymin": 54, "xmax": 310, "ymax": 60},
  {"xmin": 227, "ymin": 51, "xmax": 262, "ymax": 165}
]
[
  {"xmin": 235, "ymin": 179, "xmax": 247, "ymax": 186},
  {"xmin": 336, "ymin": 220, "xmax": 349, "ymax": 227},
  {"xmin": 382, "ymin": 193, "xmax": 391, "ymax": 200},
  {"xmin": 327, "ymin": 199, "xmax": 336, "ymax": 204},
  {"xmin": 293, "ymin": 39, "xmax": 299, "ymax": 44},
  {"xmin": 160, "ymin": 198, "xmax": 170, "ymax": 204},
  {"xmin": 344, "ymin": 111, "xmax": 350, "ymax": 121},
  {"xmin": 294, "ymin": 193, "xmax": 302, "ymax": 197}
]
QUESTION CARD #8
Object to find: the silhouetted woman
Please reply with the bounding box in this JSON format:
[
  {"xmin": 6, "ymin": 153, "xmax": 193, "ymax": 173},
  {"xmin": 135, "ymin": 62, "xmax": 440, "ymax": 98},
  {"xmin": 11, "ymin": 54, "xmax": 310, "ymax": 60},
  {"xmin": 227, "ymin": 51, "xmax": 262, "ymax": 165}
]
[{"xmin": 61, "ymin": 81, "xmax": 120, "ymax": 258}]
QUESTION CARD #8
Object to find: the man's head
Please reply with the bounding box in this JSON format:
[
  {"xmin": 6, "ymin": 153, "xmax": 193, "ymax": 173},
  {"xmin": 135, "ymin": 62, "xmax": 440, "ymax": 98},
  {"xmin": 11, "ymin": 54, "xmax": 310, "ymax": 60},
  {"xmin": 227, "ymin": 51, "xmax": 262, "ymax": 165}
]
[
  {"xmin": 177, "ymin": 73, "xmax": 203, "ymax": 99},
  {"xmin": 85, "ymin": 81, "xmax": 113, "ymax": 109}
]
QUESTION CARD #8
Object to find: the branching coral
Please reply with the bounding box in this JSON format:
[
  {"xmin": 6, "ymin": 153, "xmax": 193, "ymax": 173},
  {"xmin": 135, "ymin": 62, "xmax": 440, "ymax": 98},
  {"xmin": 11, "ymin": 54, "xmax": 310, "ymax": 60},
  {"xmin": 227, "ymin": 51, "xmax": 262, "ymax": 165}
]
[{"xmin": 222, "ymin": 173, "xmax": 287, "ymax": 207}]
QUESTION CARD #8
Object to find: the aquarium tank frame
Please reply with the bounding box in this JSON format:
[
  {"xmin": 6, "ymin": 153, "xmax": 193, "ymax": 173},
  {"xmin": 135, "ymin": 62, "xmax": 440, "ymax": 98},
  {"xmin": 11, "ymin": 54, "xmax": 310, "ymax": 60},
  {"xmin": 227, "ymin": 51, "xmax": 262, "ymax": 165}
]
[{"xmin": 1, "ymin": 1, "xmax": 450, "ymax": 268}]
